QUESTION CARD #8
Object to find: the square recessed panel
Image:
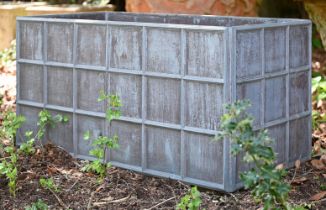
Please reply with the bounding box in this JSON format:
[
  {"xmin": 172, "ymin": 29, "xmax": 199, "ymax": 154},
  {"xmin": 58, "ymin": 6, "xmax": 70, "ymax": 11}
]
[
  {"xmin": 267, "ymin": 124, "xmax": 286, "ymax": 164},
  {"xmin": 19, "ymin": 64, "xmax": 43, "ymax": 103},
  {"xmin": 237, "ymin": 81, "xmax": 261, "ymax": 126},
  {"xmin": 186, "ymin": 30, "xmax": 224, "ymax": 78},
  {"xmin": 47, "ymin": 67, "xmax": 73, "ymax": 107},
  {"xmin": 185, "ymin": 82, "xmax": 223, "ymax": 130},
  {"xmin": 264, "ymin": 27, "xmax": 286, "ymax": 73},
  {"xmin": 147, "ymin": 28, "xmax": 181, "ymax": 74},
  {"xmin": 17, "ymin": 106, "xmax": 42, "ymax": 144},
  {"xmin": 110, "ymin": 121, "xmax": 141, "ymax": 166},
  {"xmin": 48, "ymin": 111, "xmax": 73, "ymax": 153},
  {"xmin": 77, "ymin": 69, "xmax": 106, "ymax": 113},
  {"xmin": 289, "ymin": 117, "xmax": 310, "ymax": 162},
  {"xmin": 289, "ymin": 26, "xmax": 309, "ymax": 69},
  {"xmin": 236, "ymin": 30, "xmax": 262, "ymax": 79},
  {"xmin": 47, "ymin": 23, "xmax": 73, "ymax": 63},
  {"xmin": 76, "ymin": 24, "xmax": 106, "ymax": 67},
  {"xmin": 265, "ymin": 76, "xmax": 286, "ymax": 123},
  {"xmin": 77, "ymin": 115, "xmax": 104, "ymax": 157},
  {"xmin": 147, "ymin": 78, "xmax": 180, "ymax": 124},
  {"xmin": 185, "ymin": 132, "xmax": 223, "ymax": 184},
  {"xmin": 146, "ymin": 126, "xmax": 180, "ymax": 174},
  {"xmin": 110, "ymin": 26, "xmax": 142, "ymax": 70},
  {"xmin": 109, "ymin": 73, "xmax": 142, "ymax": 118},
  {"xmin": 289, "ymin": 71, "xmax": 309, "ymax": 116},
  {"xmin": 20, "ymin": 21, "xmax": 43, "ymax": 60}
]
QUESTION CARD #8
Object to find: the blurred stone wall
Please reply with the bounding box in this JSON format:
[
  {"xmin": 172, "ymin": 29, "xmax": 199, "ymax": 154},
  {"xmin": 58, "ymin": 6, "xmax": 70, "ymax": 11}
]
[{"xmin": 126, "ymin": 0, "xmax": 257, "ymax": 16}]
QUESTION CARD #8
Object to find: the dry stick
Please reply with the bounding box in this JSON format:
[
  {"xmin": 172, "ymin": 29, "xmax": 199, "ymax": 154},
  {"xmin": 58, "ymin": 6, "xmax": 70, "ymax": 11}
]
[
  {"xmin": 87, "ymin": 183, "xmax": 106, "ymax": 210},
  {"xmin": 165, "ymin": 184, "xmax": 177, "ymax": 205},
  {"xmin": 143, "ymin": 197, "xmax": 175, "ymax": 210},
  {"xmin": 48, "ymin": 188, "xmax": 69, "ymax": 209},
  {"xmin": 66, "ymin": 179, "xmax": 80, "ymax": 192},
  {"xmin": 93, "ymin": 194, "xmax": 131, "ymax": 206}
]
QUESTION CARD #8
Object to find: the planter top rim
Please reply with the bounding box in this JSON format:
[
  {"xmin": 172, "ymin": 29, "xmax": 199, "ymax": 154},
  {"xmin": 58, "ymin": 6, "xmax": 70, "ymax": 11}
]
[{"xmin": 17, "ymin": 12, "xmax": 311, "ymax": 29}]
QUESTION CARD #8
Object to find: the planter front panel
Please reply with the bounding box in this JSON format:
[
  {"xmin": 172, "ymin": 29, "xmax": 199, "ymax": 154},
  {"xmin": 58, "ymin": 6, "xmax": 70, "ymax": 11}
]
[{"xmin": 16, "ymin": 12, "xmax": 311, "ymax": 192}]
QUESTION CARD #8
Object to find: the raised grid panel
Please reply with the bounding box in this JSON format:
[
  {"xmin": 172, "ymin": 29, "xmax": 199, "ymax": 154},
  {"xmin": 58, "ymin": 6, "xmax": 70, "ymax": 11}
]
[
  {"xmin": 184, "ymin": 132, "xmax": 223, "ymax": 184},
  {"xmin": 110, "ymin": 121, "xmax": 142, "ymax": 166},
  {"xmin": 267, "ymin": 123, "xmax": 286, "ymax": 164},
  {"xmin": 289, "ymin": 116, "xmax": 310, "ymax": 162},
  {"xmin": 186, "ymin": 30, "xmax": 224, "ymax": 78},
  {"xmin": 110, "ymin": 73, "xmax": 142, "ymax": 118},
  {"xmin": 264, "ymin": 76, "xmax": 286, "ymax": 123},
  {"xmin": 19, "ymin": 64, "xmax": 43, "ymax": 103},
  {"xmin": 147, "ymin": 28, "xmax": 181, "ymax": 74},
  {"xmin": 185, "ymin": 81, "xmax": 223, "ymax": 130},
  {"xmin": 48, "ymin": 111, "xmax": 73, "ymax": 153},
  {"xmin": 47, "ymin": 67, "xmax": 73, "ymax": 108},
  {"xmin": 237, "ymin": 81, "xmax": 261, "ymax": 126},
  {"xmin": 47, "ymin": 23, "xmax": 74, "ymax": 64},
  {"xmin": 16, "ymin": 14, "xmax": 311, "ymax": 192},
  {"xmin": 17, "ymin": 106, "xmax": 42, "ymax": 144},
  {"xmin": 146, "ymin": 126, "xmax": 181, "ymax": 174},
  {"xmin": 236, "ymin": 30, "xmax": 262, "ymax": 79},
  {"xmin": 20, "ymin": 21, "xmax": 43, "ymax": 60},
  {"xmin": 147, "ymin": 77, "xmax": 181, "ymax": 124},
  {"xmin": 264, "ymin": 27, "xmax": 286, "ymax": 73},
  {"xmin": 289, "ymin": 25, "xmax": 309, "ymax": 69},
  {"xmin": 110, "ymin": 26, "xmax": 142, "ymax": 70},
  {"xmin": 77, "ymin": 115, "xmax": 105, "ymax": 157},
  {"xmin": 77, "ymin": 69, "xmax": 106, "ymax": 113},
  {"xmin": 289, "ymin": 71, "xmax": 309, "ymax": 116},
  {"xmin": 76, "ymin": 24, "xmax": 107, "ymax": 67}
]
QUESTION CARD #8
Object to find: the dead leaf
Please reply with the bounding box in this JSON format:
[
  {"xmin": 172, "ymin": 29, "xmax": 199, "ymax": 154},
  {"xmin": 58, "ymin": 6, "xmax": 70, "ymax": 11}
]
[
  {"xmin": 47, "ymin": 166, "xmax": 58, "ymax": 175},
  {"xmin": 321, "ymin": 155, "xmax": 326, "ymax": 165},
  {"xmin": 291, "ymin": 177, "xmax": 308, "ymax": 185},
  {"xmin": 309, "ymin": 191, "xmax": 326, "ymax": 201},
  {"xmin": 311, "ymin": 159, "xmax": 326, "ymax": 170},
  {"xmin": 295, "ymin": 160, "xmax": 301, "ymax": 169}
]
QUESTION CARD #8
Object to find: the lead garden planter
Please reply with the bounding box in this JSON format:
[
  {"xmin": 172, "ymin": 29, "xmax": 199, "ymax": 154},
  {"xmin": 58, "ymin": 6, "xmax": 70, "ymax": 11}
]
[{"xmin": 16, "ymin": 12, "xmax": 311, "ymax": 192}]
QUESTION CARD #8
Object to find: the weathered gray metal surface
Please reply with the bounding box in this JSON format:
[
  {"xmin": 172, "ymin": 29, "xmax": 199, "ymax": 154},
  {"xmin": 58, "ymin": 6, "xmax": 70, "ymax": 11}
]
[{"xmin": 16, "ymin": 12, "xmax": 311, "ymax": 192}]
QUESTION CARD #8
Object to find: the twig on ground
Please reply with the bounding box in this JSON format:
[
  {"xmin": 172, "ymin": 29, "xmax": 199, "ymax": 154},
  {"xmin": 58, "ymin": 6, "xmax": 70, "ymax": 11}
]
[
  {"xmin": 143, "ymin": 197, "xmax": 175, "ymax": 210},
  {"xmin": 87, "ymin": 183, "xmax": 106, "ymax": 210},
  {"xmin": 48, "ymin": 188, "xmax": 69, "ymax": 209},
  {"xmin": 228, "ymin": 192, "xmax": 239, "ymax": 203},
  {"xmin": 93, "ymin": 194, "xmax": 131, "ymax": 206},
  {"xmin": 66, "ymin": 179, "xmax": 80, "ymax": 192},
  {"xmin": 165, "ymin": 184, "xmax": 177, "ymax": 205}
]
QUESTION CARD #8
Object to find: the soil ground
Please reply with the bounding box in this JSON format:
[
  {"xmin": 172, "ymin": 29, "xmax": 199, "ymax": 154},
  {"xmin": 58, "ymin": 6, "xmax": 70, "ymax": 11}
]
[{"xmin": 0, "ymin": 51, "xmax": 326, "ymax": 209}]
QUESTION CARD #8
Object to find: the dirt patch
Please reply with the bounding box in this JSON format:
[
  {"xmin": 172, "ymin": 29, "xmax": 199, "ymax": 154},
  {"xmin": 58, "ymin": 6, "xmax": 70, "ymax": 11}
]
[{"xmin": 0, "ymin": 143, "xmax": 325, "ymax": 210}]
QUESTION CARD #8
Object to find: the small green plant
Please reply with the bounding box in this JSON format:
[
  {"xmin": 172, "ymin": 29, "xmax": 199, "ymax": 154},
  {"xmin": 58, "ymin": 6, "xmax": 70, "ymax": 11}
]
[
  {"xmin": 35, "ymin": 110, "xmax": 69, "ymax": 145},
  {"xmin": 25, "ymin": 199, "xmax": 48, "ymax": 210},
  {"xmin": 82, "ymin": 90, "xmax": 121, "ymax": 179},
  {"xmin": 0, "ymin": 40, "xmax": 16, "ymax": 67},
  {"xmin": 0, "ymin": 109, "xmax": 68, "ymax": 197},
  {"xmin": 177, "ymin": 186, "xmax": 202, "ymax": 210},
  {"xmin": 215, "ymin": 100, "xmax": 300, "ymax": 210},
  {"xmin": 0, "ymin": 109, "xmax": 26, "ymax": 144},
  {"xmin": 0, "ymin": 110, "xmax": 25, "ymax": 197},
  {"xmin": 0, "ymin": 146, "xmax": 18, "ymax": 196},
  {"xmin": 39, "ymin": 177, "xmax": 60, "ymax": 193},
  {"xmin": 312, "ymin": 73, "xmax": 326, "ymax": 129}
]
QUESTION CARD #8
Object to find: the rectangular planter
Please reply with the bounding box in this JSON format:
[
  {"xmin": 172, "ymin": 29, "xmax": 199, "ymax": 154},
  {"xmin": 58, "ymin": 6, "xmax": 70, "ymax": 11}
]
[{"xmin": 16, "ymin": 12, "xmax": 312, "ymax": 192}]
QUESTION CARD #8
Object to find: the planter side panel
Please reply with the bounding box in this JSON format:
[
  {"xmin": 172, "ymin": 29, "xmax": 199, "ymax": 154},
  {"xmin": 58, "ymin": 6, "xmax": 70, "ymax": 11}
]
[
  {"xmin": 16, "ymin": 18, "xmax": 228, "ymax": 191},
  {"xmin": 234, "ymin": 24, "xmax": 311, "ymax": 185}
]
